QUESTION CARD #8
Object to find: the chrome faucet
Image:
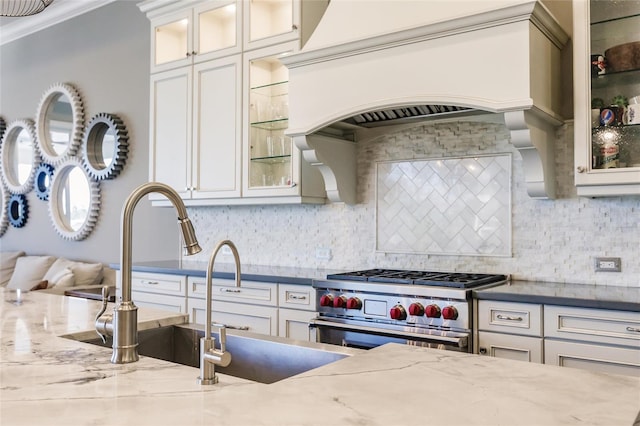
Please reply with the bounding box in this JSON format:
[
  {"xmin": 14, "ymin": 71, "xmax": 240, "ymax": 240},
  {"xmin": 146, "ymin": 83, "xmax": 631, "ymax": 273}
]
[
  {"xmin": 198, "ymin": 240, "xmax": 241, "ymax": 385},
  {"xmin": 95, "ymin": 182, "xmax": 202, "ymax": 364}
]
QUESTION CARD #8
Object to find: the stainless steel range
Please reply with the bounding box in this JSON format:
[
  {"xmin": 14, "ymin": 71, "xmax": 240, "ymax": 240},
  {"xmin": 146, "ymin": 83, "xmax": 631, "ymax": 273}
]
[{"xmin": 310, "ymin": 269, "xmax": 508, "ymax": 352}]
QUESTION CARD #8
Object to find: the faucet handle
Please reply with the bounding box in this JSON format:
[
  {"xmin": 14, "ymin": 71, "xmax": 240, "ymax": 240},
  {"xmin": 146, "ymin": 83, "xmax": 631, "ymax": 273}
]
[
  {"xmin": 216, "ymin": 324, "xmax": 227, "ymax": 352},
  {"xmin": 95, "ymin": 286, "xmax": 111, "ymax": 343}
]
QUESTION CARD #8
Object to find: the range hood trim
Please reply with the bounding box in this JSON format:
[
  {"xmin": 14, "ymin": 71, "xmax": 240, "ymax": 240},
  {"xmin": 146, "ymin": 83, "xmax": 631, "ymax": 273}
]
[{"xmin": 283, "ymin": 0, "xmax": 569, "ymax": 204}]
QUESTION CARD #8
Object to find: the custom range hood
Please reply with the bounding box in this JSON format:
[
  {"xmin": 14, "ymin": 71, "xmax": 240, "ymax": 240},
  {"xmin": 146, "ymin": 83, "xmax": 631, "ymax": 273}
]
[{"xmin": 282, "ymin": 0, "xmax": 569, "ymax": 204}]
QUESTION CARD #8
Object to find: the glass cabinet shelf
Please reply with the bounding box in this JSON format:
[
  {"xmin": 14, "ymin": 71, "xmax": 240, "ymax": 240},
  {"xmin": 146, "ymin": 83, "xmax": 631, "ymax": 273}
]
[
  {"xmin": 251, "ymin": 154, "xmax": 292, "ymax": 164},
  {"xmin": 250, "ymin": 118, "xmax": 288, "ymax": 129},
  {"xmin": 592, "ymin": 68, "xmax": 640, "ymax": 89}
]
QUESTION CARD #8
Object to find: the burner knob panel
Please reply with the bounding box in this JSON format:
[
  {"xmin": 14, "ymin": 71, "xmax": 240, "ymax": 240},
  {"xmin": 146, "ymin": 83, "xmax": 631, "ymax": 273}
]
[
  {"xmin": 333, "ymin": 295, "xmax": 347, "ymax": 308},
  {"xmin": 408, "ymin": 303, "xmax": 424, "ymax": 316},
  {"xmin": 442, "ymin": 306, "xmax": 458, "ymax": 320},
  {"xmin": 425, "ymin": 304, "xmax": 442, "ymax": 318},
  {"xmin": 390, "ymin": 305, "xmax": 407, "ymax": 320},
  {"xmin": 319, "ymin": 294, "xmax": 334, "ymax": 307},
  {"xmin": 346, "ymin": 297, "xmax": 362, "ymax": 310}
]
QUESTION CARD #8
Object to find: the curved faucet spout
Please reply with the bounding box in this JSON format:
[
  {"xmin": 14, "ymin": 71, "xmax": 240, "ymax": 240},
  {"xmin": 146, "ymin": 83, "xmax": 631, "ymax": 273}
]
[
  {"xmin": 121, "ymin": 182, "xmax": 202, "ymax": 304},
  {"xmin": 198, "ymin": 240, "xmax": 241, "ymax": 385},
  {"xmin": 98, "ymin": 181, "xmax": 202, "ymax": 364}
]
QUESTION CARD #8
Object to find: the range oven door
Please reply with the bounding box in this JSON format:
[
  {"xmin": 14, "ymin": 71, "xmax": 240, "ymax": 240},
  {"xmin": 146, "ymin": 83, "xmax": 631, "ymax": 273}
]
[{"xmin": 309, "ymin": 317, "xmax": 470, "ymax": 352}]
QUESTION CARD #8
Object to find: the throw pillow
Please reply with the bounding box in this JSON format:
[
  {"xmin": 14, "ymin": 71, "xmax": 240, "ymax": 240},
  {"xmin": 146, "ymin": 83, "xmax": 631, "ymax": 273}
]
[
  {"xmin": 47, "ymin": 267, "xmax": 75, "ymax": 288},
  {"xmin": 70, "ymin": 262, "xmax": 104, "ymax": 286},
  {"xmin": 0, "ymin": 251, "xmax": 26, "ymax": 287},
  {"xmin": 7, "ymin": 256, "xmax": 56, "ymax": 291},
  {"xmin": 43, "ymin": 258, "xmax": 75, "ymax": 282}
]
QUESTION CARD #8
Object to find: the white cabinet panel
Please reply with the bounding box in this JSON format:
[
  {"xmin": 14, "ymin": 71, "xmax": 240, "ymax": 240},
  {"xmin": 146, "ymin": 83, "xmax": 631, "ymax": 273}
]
[
  {"xmin": 545, "ymin": 339, "xmax": 640, "ymax": 377},
  {"xmin": 478, "ymin": 331, "xmax": 543, "ymax": 363},
  {"xmin": 131, "ymin": 272, "xmax": 187, "ymax": 297},
  {"xmin": 189, "ymin": 297, "xmax": 277, "ymax": 336},
  {"xmin": 149, "ymin": 68, "xmax": 191, "ymax": 200},
  {"xmin": 544, "ymin": 305, "xmax": 640, "ymax": 348},
  {"xmin": 278, "ymin": 284, "xmax": 316, "ymax": 311},
  {"xmin": 477, "ymin": 300, "xmax": 543, "ymax": 337},
  {"xmin": 132, "ymin": 291, "xmax": 187, "ymax": 314},
  {"xmin": 278, "ymin": 308, "xmax": 316, "ymax": 341}
]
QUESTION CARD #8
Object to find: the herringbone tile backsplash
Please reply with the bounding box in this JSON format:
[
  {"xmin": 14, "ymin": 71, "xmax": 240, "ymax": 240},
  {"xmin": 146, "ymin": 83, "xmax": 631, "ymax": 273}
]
[{"xmin": 376, "ymin": 155, "xmax": 511, "ymax": 256}]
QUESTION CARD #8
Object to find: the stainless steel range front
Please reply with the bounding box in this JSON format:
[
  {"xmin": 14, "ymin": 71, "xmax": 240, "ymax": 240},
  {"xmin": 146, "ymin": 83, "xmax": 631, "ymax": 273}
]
[{"xmin": 311, "ymin": 269, "xmax": 507, "ymax": 352}]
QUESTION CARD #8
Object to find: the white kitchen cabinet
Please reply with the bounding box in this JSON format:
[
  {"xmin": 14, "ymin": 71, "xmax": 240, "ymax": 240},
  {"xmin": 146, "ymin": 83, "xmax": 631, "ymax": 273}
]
[
  {"xmin": 146, "ymin": 0, "xmax": 241, "ymax": 73},
  {"xmin": 544, "ymin": 305, "xmax": 640, "ymax": 376},
  {"xmin": 187, "ymin": 276, "xmax": 278, "ymax": 336},
  {"xmin": 188, "ymin": 297, "xmax": 278, "ymax": 336},
  {"xmin": 132, "ymin": 291, "xmax": 187, "ymax": 314},
  {"xmin": 121, "ymin": 271, "xmax": 188, "ymax": 314},
  {"xmin": 476, "ymin": 300, "xmax": 543, "ymax": 363},
  {"xmin": 149, "ymin": 54, "xmax": 242, "ymax": 203},
  {"xmin": 242, "ymin": 0, "xmax": 329, "ymax": 52},
  {"xmin": 278, "ymin": 284, "xmax": 317, "ymax": 341},
  {"xmin": 573, "ymin": 0, "xmax": 640, "ymax": 196},
  {"xmin": 242, "ymin": 42, "xmax": 326, "ymax": 202},
  {"xmin": 477, "ymin": 331, "xmax": 543, "ymax": 363}
]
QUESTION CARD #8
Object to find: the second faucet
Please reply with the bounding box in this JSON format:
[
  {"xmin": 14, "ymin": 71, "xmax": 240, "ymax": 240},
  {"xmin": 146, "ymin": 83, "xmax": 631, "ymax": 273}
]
[{"xmin": 198, "ymin": 239, "xmax": 242, "ymax": 385}]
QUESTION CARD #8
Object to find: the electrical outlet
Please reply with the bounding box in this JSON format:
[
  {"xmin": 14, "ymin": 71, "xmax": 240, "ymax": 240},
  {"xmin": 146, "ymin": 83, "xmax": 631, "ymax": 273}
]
[
  {"xmin": 594, "ymin": 257, "xmax": 622, "ymax": 272},
  {"xmin": 315, "ymin": 247, "xmax": 332, "ymax": 260},
  {"xmin": 221, "ymin": 245, "xmax": 232, "ymax": 256}
]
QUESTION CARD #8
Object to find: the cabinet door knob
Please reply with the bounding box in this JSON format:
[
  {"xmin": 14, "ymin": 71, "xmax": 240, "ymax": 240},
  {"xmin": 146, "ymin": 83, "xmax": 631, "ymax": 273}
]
[
  {"xmin": 292, "ymin": 24, "xmax": 298, "ymax": 30},
  {"xmin": 186, "ymin": 52, "xmax": 191, "ymax": 57},
  {"xmin": 576, "ymin": 166, "xmax": 586, "ymax": 173}
]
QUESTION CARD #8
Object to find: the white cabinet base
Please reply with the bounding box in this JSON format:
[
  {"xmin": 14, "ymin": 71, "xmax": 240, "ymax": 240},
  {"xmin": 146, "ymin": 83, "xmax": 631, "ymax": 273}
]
[
  {"xmin": 478, "ymin": 331, "xmax": 543, "ymax": 363},
  {"xmin": 545, "ymin": 339, "xmax": 640, "ymax": 377},
  {"xmin": 278, "ymin": 308, "xmax": 316, "ymax": 342}
]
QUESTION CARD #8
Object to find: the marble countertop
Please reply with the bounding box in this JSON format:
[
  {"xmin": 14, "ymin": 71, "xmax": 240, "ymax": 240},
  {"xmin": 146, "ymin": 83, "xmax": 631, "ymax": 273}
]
[{"xmin": 2, "ymin": 288, "xmax": 639, "ymax": 425}]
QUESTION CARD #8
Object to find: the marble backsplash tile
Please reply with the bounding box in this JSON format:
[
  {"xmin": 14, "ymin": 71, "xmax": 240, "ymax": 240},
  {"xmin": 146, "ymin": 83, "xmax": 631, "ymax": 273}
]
[{"xmin": 188, "ymin": 120, "xmax": 640, "ymax": 287}]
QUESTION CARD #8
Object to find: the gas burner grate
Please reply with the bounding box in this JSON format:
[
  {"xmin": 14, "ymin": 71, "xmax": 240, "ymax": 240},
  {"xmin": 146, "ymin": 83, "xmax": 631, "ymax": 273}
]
[{"xmin": 326, "ymin": 269, "xmax": 507, "ymax": 289}]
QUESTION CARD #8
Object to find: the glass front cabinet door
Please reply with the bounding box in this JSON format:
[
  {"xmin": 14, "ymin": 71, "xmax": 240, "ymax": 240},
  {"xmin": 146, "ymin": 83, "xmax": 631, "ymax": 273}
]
[
  {"xmin": 574, "ymin": 0, "xmax": 640, "ymax": 196},
  {"xmin": 242, "ymin": 42, "xmax": 325, "ymax": 202},
  {"xmin": 150, "ymin": 1, "xmax": 241, "ymax": 73}
]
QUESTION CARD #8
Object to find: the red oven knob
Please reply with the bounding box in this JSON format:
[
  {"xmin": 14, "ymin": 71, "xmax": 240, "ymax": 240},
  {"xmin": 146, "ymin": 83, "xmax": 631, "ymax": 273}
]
[
  {"xmin": 425, "ymin": 304, "xmax": 441, "ymax": 318},
  {"xmin": 442, "ymin": 306, "xmax": 458, "ymax": 320},
  {"xmin": 333, "ymin": 295, "xmax": 347, "ymax": 308},
  {"xmin": 390, "ymin": 305, "xmax": 407, "ymax": 320},
  {"xmin": 346, "ymin": 297, "xmax": 362, "ymax": 310},
  {"xmin": 319, "ymin": 294, "xmax": 334, "ymax": 307},
  {"xmin": 408, "ymin": 303, "xmax": 424, "ymax": 316}
]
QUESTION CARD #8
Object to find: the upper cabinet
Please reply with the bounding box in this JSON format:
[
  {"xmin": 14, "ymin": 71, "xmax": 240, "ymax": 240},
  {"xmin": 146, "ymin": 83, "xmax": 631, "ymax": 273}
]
[
  {"xmin": 139, "ymin": 0, "xmax": 329, "ymax": 206},
  {"xmin": 149, "ymin": 1, "xmax": 242, "ymax": 73},
  {"xmin": 574, "ymin": 0, "xmax": 640, "ymax": 196}
]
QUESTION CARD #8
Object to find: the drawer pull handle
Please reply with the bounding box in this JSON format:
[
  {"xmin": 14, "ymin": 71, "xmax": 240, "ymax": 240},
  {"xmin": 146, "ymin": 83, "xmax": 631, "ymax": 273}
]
[
  {"xmin": 288, "ymin": 295, "xmax": 307, "ymax": 301},
  {"xmin": 626, "ymin": 326, "xmax": 640, "ymax": 333},
  {"xmin": 496, "ymin": 314, "xmax": 523, "ymax": 321},
  {"xmin": 221, "ymin": 288, "xmax": 242, "ymax": 293},
  {"xmin": 142, "ymin": 280, "xmax": 159, "ymax": 285}
]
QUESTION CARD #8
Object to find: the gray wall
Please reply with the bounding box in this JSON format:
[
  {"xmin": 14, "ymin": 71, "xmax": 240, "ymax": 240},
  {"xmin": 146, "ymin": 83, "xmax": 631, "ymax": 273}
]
[{"xmin": 0, "ymin": 1, "xmax": 180, "ymax": 264}]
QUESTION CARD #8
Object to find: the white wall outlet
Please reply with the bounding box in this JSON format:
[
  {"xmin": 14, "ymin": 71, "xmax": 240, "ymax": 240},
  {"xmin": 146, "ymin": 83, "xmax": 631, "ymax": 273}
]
[
  {"xmin": 221, "ymin": 245, "xmax": 232, "ymax": 256},
  {"xmin": 315, "ymin": 247, "xmax": 332, "ymax": 260},
  {"xmin": 594, "ymin": 257, "xmax": 622, "ymax": 272}
]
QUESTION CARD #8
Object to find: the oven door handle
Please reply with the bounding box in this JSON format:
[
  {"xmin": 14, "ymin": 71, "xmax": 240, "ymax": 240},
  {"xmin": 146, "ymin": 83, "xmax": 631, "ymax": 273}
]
[{"xmin": 309, "ymin": 318, "xmax": 468, "ymax": 348}]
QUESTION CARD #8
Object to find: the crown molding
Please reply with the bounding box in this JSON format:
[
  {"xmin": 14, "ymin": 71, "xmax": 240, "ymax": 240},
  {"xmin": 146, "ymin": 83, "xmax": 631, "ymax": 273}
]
[{"xmin": 0, "ymin": 0, "xmax": 117, "ymax": 46}]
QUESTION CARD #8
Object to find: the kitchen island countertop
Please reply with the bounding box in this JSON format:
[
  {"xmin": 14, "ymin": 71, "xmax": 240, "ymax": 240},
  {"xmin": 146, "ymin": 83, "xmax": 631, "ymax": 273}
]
[{"xmin": 2, "ymin": 288, "xmax": 639, "ymax": 426}]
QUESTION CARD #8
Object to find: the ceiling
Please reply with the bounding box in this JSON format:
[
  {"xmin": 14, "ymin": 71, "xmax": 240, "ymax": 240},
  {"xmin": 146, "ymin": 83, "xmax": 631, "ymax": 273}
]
[{"xmin": 0, "ymin": 0, "xmax": 116, "ymax": 45}]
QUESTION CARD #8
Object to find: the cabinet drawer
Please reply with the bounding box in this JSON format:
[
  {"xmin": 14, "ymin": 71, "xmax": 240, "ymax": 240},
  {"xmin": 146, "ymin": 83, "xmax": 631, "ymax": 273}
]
[
  {"xmin": 545, "ymin": 339, "xmax": 640, "ymax": 377},
  {"xmin": 132, "ymin": 291, "xmax": 187, "ymax": 314},
  {"xmin": 477, "ymin": 300, "xmax": 542, "ymax": 337},
  {"xmin": 544, "ymin": 305, "xmax": 640, "ymax": 347},
  {"xmin": 188, "ymin": 298, "xmax": 277, "ymax": 336},
  {"xmin": 278, "ymin": 284, "xmax": 316, "ymax": 311},
  {"xmin": 477, "ymin": 331, "xmax": 543, "ymax": 363},
  {"xmin": 187, "ymin": 276, "xmax": 277, "ymax": 306},
  {"xmin": 131, "ymin": 272, "xmax": 187, "ymax": 297}
]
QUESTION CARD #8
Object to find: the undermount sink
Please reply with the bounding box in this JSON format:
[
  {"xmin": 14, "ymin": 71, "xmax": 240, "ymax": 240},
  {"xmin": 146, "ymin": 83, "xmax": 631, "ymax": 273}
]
[{"xmin": 68, "ymin": 324, "xmax": 360, "ymax": 384}]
